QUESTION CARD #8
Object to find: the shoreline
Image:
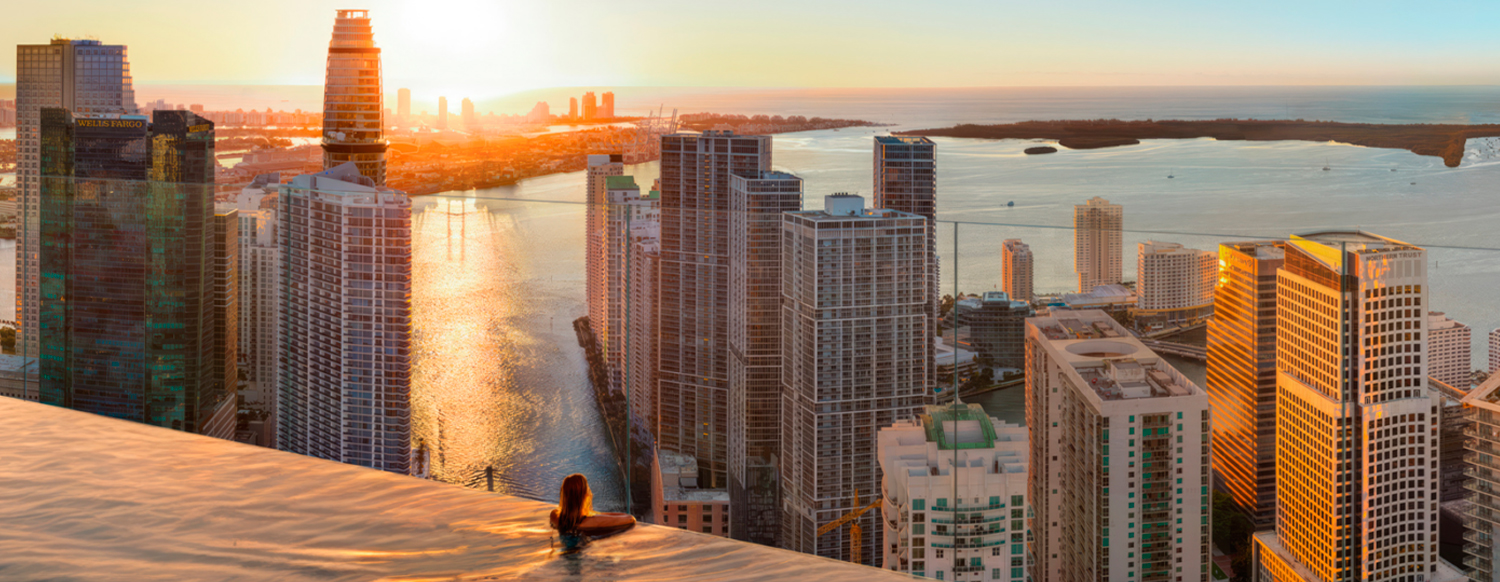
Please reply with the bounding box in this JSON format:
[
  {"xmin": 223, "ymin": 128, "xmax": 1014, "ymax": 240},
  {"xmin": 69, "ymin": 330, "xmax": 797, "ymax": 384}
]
[{"xmin": 898, "ymin": 119, "xmax": 1500, "ymax": 167}]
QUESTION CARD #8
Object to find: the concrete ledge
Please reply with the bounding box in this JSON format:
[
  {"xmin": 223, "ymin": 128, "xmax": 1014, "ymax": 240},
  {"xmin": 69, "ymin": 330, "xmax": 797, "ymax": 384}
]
[{"xmin": 0, "ymin": 397, "xmax": 920, "ymax": 581}]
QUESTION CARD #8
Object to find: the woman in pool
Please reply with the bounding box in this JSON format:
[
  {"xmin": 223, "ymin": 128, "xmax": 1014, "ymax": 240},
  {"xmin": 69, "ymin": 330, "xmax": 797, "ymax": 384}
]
[{"xmin": 551, "ymin": 473, "xmax": 636, "ymax": 540}]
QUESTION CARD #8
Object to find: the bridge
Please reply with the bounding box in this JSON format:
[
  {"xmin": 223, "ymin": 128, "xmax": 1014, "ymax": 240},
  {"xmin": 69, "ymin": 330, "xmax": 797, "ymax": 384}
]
[{"xmin": 1139, "ymin": 338, "xmax": 1206, "ymax": 362}]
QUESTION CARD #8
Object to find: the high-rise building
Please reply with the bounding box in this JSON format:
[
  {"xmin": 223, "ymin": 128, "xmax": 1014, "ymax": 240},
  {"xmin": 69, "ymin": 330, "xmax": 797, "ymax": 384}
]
[
  {"xmin": 625, "ymin": 192, "xmax": 662, "ymax": 443},
  {"xmin": 277, "ymin": 163, "xmax": 412, "ymax": 474},
  {"xmin": 1252, "ymin": 232, "xmax": 1460, "ymax": 582},
  {"xmin": 653, "ymin": 451, "xmax": 731, "ymax": 537},
  {"xmin": 874, "ymin": 135, "xmax": 938, "ymax": 401},
  {"xmin": 321, "ymin": 10, "xmax": 387, "ymax": 185},
  {"xmin": 569, "ymin": 97, "xmax": 578, "ymax": 119},
  {"xmin": 1135, "ymin": 240, "xmax": 1216, "ymax": 328},
  {"xmin": 436, "ymin": 96, "xmax": 448, "ymax": 130},
  {"xmin": 780, "ymin": 195, "xmax": 930, "ymax": 564},
  {"xmin": 585, "ymin": 154, "xmax": 624, "ymax": 391},
  {"xmin": 727, "ymin": 170, "xmax": 803, "ymax": 546},
  {"xmin": 461, "ymin": 97, "xmax": 475, "ymax": 128},
  {"xmin": 16, "ymin": 37, "xmax": 136, "ymax": 359},
  {"xmin": 582, "ymin": 92, "xmax": 597, "ymax": 120},
  {"xmin": 1491, "ymin": 328, "xmax": 1500, "ymax": 375},
  {"xmin": 1206, "ymin": 241, "xmax": 1284, "ymax": 529},
  {"xmin": 213, "ymin": 208, "xmax": 240, "ymax": 432},
  {"xmin": 1460, "ymin": 374, "xmax": 1500, "ymax": 582},
  {"xmin": 38, "ymin": 109, "xmax": 234, "ymax": 439},
  {"xmin": 657, "ymin": 131, "xmax": 771, "ymax": 488},
  {"xmin": 602, "ymin": 175, "xmax": 658, "ymax": 399},
  {"xmin": 1427, "ymin": 312, "xmax": 1471, "ymax": 389},
  {"xmin": 1074, "ymin": 197, "xmax": 1123, "ymax": 292},
  {"xmin": 1002, "ymin": 239, "xmax": 1034, "ymax": 302},
  {"xmin": 235, "ymin": 175, "xmax": 282, "ymax": 431},
  {"xmin": 964, "ymin": 291, "xmax": 1034, "ymax": 369},
  {"xmin": 396, "ymin": 88, "xmax": 410, "ymax": 121},
  {"xmin": 1026, "ymin": 309, "xmax": 1211, "ymax": 582},
  {"xmin": 602, "ymin": 91, "xmax": 615, "ymax": 118},
  {"xmin": 878, "ymin": 403, "xmax": 1029, "ymax": 580}
]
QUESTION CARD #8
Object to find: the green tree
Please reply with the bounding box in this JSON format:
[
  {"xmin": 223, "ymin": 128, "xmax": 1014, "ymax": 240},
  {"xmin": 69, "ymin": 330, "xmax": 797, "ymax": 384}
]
[
  {"xmin": 1211, "ymin": 491, "xmax": 1256, "ymax": 582},
  {"xmin": 0, "ymin": 327, "xmax": 14, "ymax": 355}
]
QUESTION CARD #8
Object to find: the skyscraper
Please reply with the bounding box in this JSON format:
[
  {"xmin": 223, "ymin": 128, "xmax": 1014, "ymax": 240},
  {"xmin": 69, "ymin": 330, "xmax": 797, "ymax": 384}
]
[
  {"xmin": 277, "ymin": 163, "xmax": 412, "ymax": 474},
  {"xmin": 878, "ymin": 403, "xmax": 1029, "ymax": 580},
  {"xmin": 602, "ymin": 91, "xmax": 615, "ymax": 118},
  {"xmin": 569, "ymin": 97, "xmax": 578, "ymax": 119},
  {"xmin": 727, "ymin": 170, "xmax": 803, "ymax": 546},
  {"xmin": 873, "ymin": 136, "xmax": 936, "ymax": 221},
  {"xmin": 38, "ymin": 109, "xmax": 233, "ymax": 439},
  {"xmin": 321, "ymin": 10, "xmax": 387, "ymax": 186},
  {"xmin": 235, "ymin": 175, "xmax": 282, "ymax": 436},
  {"xmin": 780, "ymin": 195, "xmax": 930, "ymax": 564},
  {"xmin": 602, "ymin": 175, "xmax": 658, "ymax": 400},
  {"xmin": 436, "ymin": 96, "xmax": 448, "ymax": 129},
  {"xmin": 1206, "ymin": 241, "xmax": 1284, "ymax": 528},
  {"xmin": 625, "ymin": 191, "xmax": 662, "ymax": 443},
  {"xmin": 461, "ymin": 97, "xmax": 475, "ymax": 128},
  {"xmin": 1460, "ymin": 374, "xmax": 1500, "ymax": 582},
  {"xmin": 1026, "ymin": 310, "xmax": 1211, "ymax": 582},
  {"xmin": 582, "ymin": 92, "xmax": 597, "ymax": 120},
  {"xmin": 16, "ymin": 37, "xmax": 136, "ymax": 359},
  {"xmin": 1074, "ymin": 197, "xmax": 1123, "ymax": 292},
  {"xmin": 1002, "ymin": 238, "xmax": 1034, "ymax": 302},
  {"xmin": 1491, "ymin": 328, "xmax": 1500, "ymax": 374},
  {"xmin": 1427, "ymin": 313, "xmax": 1471, "ymax": 389},
  {"xmin": 657, "ymin": 130, "xmax": 771, "ymax": 488},
  {"xmin": 1135, "ymin": 240, "xmax": 1216, "ymax": 328},
  {"xmin": 396, "ymin": 87, "xmax": 410, "ymax": 122},
  {"xmin": 585, "ymin": 155, "xmax": 624, "ymax": 391},
  {"xmin": 1252, "ymin": 232, "xmax": 1459, "ymax": 582},
  {"xmin": 874, "ymin": 135, "xmax": 938, "ymax": 401},
  {"xmin": 213, "ymin": 208, "xmax": 240, "ymax": 433}
]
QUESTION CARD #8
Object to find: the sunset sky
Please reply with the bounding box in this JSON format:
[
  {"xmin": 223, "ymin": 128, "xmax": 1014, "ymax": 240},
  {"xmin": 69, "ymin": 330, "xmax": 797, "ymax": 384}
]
[{"xmin": 6, "ymin": 0, "xmax": 1500, "ymax": 102}]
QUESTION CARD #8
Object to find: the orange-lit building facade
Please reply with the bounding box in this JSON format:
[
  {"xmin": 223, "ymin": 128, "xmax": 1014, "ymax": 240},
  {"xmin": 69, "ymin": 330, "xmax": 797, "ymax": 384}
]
[
  {"xmin": 1206, "ymin": 241, "xmax": 1284, "ymax": 528},
  {"xmin": 1253, "ymin": 232, "xmax": 1461, "ymax": 582}
]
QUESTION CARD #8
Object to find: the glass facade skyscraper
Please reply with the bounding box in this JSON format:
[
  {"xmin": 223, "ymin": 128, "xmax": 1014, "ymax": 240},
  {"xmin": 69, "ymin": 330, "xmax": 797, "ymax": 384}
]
[
  {"xmin": 38, "ymin": 108, "xmax": 232, "ymax": 438},
  {"xmin": 321, "ymin": 9, "xmax": 387, "ymax": 185}
]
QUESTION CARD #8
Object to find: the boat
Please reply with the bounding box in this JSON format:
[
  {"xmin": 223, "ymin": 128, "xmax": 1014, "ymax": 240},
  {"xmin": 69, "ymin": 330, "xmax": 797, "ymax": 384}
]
[
  {"xmin": 1323, "ymin": 159, "xmax": 1330, "ymax": 171},
  {"xmin": 1167, "ymin": 169, "xmax": 1174, "ymax": 179},
  {"xmin": 1007, "ymin": 201, "xmax": 1015, "ymax": 207}
]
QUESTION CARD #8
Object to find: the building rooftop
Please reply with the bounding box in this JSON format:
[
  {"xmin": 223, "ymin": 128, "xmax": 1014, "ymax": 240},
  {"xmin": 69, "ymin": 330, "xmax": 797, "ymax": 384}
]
[
  {"xmin": 1289, "ymin": 231, "xmax": 1423, "ymax": 271},
  {"xmin": 1029, "ymin": 310, "xmax": 1201, "ymax": 401},
  {"xmin": 657, "ymin": 451, "xmax": 730, "ymax": 503},
  {"xmin": 0, "ymin": 397, "xmax": 921, "ymax": 581},
  {"xmin": 1061, "ymin": 285, "xmax": 1135, "ymax": 308},
  {"xmin": 921, "ymin": 403, "xmax": 998, "ymax": 450},
  {"xmin": 605, "ymin": 175, "xmax": 638, "ymax": 190},
  {"xmin": 1428, "ymin": 312, "xmax": 1468, "ymax": 331},
  {"xmin": 875, "ymin": 135, "xmax": 934, "ymax": 145}
]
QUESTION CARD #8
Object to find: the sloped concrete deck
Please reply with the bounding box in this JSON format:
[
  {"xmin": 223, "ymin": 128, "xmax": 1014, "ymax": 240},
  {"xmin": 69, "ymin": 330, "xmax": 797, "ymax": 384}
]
[{"xmin": 0, "ymin": 397, "xmax": 918, "ymax": 581}]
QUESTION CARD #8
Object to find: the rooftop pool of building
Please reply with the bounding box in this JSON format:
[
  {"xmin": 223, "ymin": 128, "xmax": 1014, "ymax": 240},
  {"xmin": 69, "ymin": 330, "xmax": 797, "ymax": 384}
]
[{"xmin": 0, "ymin": 396, "xmax": 920, "ymax": 581}]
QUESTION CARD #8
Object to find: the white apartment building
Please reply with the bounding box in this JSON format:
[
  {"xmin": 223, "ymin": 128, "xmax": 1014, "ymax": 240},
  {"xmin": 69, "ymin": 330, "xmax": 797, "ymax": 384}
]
[
  {"xmin": 277, "ymin": 163, "xmax": 412, "ymax": 474},
  {"xmin": 1252, "ymin": 232, "xmax": 1462, "ymax": 582},
  {"xmin": 15, "ymin": 38, "xmax": 135, "ymax": 357},
  {"xmin": 585, "ymin": 154, "xmax": 625, "ymax": 389},
  {"xmin": 235, "ymin": 175, "xmax": 282, "ymax": 416},
  {"xmin": 1427, "ymin": 312, "xmax": 1471, "ymax": 389},
  {"xmin": 1074, "ymin": 197, "xmax": 1123, "ymax": 293},
  {"xmin": 1136, "ymin": 241, "xmax": 1216, "ymax": 328},
  {"xmin": 1490, "ymin": 328, "xmax": 1500, "ymax": 374},
  {"xmin": 1026, "ymin": 310, "xmax": 1211, "ymax": 582},
  {"xmin": 602, "ymin": 175, "xmax": 656, "ymax": 398},
  {"xmin": 781, "ymin": 195, "xmax": 931, "ymax": 564},
  {"xmin": 878, "ymin": 403, "xmax": 1029, "ymax": 582},
  {"xmin": 1002, "ymin": 239, "xmax": 1034, "ymax": 302},
  {"xmin": 626, "ymin": 224, "xmax": 660, "ymax": 441}
]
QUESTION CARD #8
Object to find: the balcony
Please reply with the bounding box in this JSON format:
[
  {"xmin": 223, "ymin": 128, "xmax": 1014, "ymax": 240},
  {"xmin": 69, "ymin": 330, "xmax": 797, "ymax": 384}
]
[{"xmin": 0, "ymin": 397, "xmax": 922, "ymax": 581}]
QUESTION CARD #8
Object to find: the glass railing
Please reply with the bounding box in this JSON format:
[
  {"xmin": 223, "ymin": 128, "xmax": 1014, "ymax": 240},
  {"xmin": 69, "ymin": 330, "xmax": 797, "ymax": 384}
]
[{"xmin": 7, "ymin": 122, "xmax": 1500, "ymax": 582}]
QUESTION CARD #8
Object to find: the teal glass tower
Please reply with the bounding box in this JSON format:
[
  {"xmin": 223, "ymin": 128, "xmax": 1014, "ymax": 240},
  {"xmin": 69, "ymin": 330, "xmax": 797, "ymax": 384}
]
[{"xmin": 37, "ymin": 108, "xmax": 234, "ymax": 438}]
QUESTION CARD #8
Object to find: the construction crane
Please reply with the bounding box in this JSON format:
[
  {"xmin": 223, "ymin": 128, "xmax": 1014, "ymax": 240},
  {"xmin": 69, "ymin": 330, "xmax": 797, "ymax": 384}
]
[{"xmin": 815, "ymin": 488, "xmax": 883, "ymax": 566}]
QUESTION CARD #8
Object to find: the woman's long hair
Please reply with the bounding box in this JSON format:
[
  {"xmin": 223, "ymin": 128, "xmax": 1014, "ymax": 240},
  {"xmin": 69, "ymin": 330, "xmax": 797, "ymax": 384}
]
[{"xmin": 556, "ymin": 473, "xmax": 594, "ymax": 534}]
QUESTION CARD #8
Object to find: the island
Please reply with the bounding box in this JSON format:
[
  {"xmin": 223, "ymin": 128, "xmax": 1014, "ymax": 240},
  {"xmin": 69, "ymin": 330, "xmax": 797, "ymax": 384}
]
[{"xmin": 899, "ymin": 119, "xmax": 1500, "ymax": 167}]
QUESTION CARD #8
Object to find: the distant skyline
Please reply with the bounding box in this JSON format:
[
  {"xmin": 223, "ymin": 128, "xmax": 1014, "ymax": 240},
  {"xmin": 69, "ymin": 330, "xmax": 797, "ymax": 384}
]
[{"xmin": 7, "ymin": 0, "xmax": 1500, "ymax": 102}]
